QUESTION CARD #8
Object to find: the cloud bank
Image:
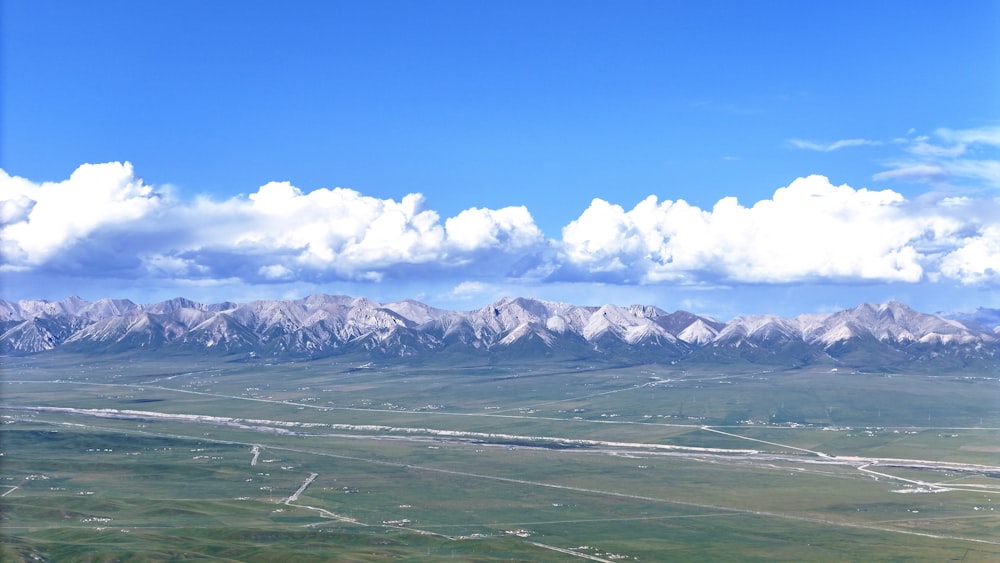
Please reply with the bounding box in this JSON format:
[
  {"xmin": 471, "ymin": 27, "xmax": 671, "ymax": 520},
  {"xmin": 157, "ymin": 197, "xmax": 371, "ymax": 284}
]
[
  {"xmin": 0, "ymin": 163, "xmax": 545, "ymax": 284},
  {"xmin": 1, "ymin": 162, "xmax": 997, "ymax": 293}
]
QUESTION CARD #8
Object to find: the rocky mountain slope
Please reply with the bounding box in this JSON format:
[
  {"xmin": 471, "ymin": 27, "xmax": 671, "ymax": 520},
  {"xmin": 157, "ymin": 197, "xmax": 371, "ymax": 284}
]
[{"xmin": 1, "ymin": 295, "xmax": 996, "ymax": 369}]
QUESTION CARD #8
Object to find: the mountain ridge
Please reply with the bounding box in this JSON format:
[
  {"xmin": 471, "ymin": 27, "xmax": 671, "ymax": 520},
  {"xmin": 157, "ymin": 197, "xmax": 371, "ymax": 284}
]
[{"xmin": 2, "ymin": 295, "xmax": 997, "ymax": 370}]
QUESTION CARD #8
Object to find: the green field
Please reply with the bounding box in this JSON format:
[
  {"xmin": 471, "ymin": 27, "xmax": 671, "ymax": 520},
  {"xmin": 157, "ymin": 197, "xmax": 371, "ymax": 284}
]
[{"xmin": 2, "ymin": 353, "xmax": 999, "ymax": 561}]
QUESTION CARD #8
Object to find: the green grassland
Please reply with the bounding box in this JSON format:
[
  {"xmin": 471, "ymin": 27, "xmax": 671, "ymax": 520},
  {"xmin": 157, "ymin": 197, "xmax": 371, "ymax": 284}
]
[{"xmin": 2, "ymin": 353, "xmax": 998, "ymax": 561}]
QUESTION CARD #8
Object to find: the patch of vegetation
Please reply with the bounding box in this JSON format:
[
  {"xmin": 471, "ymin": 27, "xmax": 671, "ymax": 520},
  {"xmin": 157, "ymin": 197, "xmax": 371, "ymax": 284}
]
[{"xmin": 2, "ymin": 354, "xmax": 997, "ymax": 560}]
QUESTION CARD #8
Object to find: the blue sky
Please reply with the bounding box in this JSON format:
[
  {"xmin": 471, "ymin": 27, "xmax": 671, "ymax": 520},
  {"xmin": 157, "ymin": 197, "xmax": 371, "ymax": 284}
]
[{"xmin": 2, "ymin": 1, "xmax": 999, "ymax": 318}]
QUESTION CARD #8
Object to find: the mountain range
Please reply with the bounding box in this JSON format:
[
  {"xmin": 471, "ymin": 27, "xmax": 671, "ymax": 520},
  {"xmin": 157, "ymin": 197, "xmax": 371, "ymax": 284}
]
[{"xmin": 1, "ymin": 295, "xmax": 997, "ymax": 370}]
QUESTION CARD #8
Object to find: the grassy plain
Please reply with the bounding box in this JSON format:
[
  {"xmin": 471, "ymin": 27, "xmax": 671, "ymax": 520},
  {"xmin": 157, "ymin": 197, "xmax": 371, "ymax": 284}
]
[{"xmin": 2, "ymin": 353, "xmax": 999, "ymax": 561}]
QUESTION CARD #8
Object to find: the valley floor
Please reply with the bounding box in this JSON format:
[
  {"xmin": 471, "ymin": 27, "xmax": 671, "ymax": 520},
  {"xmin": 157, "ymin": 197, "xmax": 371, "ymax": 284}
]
[{"xmin": 2, "ymin": 355, "xmax": 998, "ymax": 561}]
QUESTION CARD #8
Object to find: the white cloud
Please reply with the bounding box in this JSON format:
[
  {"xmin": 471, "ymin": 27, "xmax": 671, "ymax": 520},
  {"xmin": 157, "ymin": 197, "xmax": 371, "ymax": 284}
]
[
  {"xmin": 876, "ymin": 126, "xmax": 1000, "ymax": 188},
  {"xmin": 0, "ymin": 194, "xmax": 34, "ymax": 225},
  {"xmin": 558, "ymin": 175, "xmax": 995, "ymax": 285},
  {"xmin": 0, "ymin": 162, "xmax": 547, "ymax": 283},
  {"xmin": 225, "ymin": 181, "xmax": 447, "ymax": 269},
  {"xmin": 444, "ymin": 206, "xmax": 543, "ymax": 253},
  {"xmin": 939, "ymin": 225, "xmax": 1000, "ymax": 284},
  {"xmin": 873, "ymin": 164, "xmax": 948, "ymax": 183},
  {"xmin": 0, "ymin": 162, "xmax": 161, "ymax": 268},
  {"xmin": 2, "ymin": 162, "xmax": 997, "ymax": 292},
  {"xmin": 788, "ymin": 138, "xmax": 881, "ymax": 152},
  {"xmin": 258, "ymin": 264, "xmax": 294, "ymax": 280},
  {"xmin": 907, "ymin": 137, "xmax": 967, "ymax": 158},
  {"xmin": 443, "ymin": 280, "xmax": 499, "ymax": 301},
  {"xmin": 936, "ymin": 126, "xmax": 1000, "ymax": 147}
]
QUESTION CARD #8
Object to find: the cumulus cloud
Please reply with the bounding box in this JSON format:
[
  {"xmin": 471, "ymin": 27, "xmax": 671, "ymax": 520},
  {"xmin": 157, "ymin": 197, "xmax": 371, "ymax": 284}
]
[
  {"xmin": 788, "ymin": 138, "xmax": 882, "ymax": 152},
  {"xmin": 445, "ymin": 206, "xmax": 542, "ymax": 253},
  {"xmin": 0, "ymin": 162, "xmax": 546, "ymax": 283},
  {"xmin": 2, "ymin": 162, "xmax": 997, "ymax": 292},
  {"xmin": 0, "ymin": 162, "xmax": 161, "ymax": 268},
  {"xmin": 231, "ymin": 182, "xmax": 449, "ymax": 271},
  {"xmin": 939, "ymin": 225, "xmax": 1000, "ymax": 284},
  {"xmin": 557, "ymin": 175, "xmax": 997, "ymax": 286}
]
